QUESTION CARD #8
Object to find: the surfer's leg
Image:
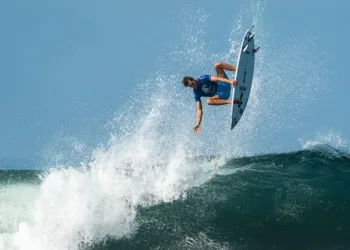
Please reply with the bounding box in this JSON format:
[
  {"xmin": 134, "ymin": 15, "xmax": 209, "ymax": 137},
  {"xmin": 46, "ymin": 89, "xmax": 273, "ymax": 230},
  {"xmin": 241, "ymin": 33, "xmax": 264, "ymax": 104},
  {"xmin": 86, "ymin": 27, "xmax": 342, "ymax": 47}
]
[
  {"xmin": 214, "ymin": 62, "xmax": 236, "ymax": 78},
  {"xmin": 207, "ymin": 95, "xmax": 231, "ymax": 105},
  {"xmin": 207, "ymin": 96, "xmax": 242, "ymax": 105}
]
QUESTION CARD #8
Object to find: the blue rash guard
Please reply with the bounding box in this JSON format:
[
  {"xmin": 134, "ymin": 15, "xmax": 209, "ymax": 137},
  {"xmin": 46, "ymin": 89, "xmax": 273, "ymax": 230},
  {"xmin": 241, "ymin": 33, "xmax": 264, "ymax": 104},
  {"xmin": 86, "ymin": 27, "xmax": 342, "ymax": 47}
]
[{"xmin": 193, "ymin": 74, "xmax": 231, "ymax": 102}]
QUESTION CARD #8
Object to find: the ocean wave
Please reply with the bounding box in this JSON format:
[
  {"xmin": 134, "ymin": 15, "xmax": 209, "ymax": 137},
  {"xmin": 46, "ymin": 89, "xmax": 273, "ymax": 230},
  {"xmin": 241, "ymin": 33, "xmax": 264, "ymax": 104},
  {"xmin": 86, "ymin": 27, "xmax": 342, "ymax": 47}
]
[{"xmin": 1, "ymin": 146, "xmax": 350, "ymax": 249}]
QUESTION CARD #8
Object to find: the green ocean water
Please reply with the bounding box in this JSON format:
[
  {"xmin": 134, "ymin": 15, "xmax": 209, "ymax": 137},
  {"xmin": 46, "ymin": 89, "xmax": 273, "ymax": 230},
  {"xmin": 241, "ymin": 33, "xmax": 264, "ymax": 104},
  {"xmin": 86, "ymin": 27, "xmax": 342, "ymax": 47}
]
[{"xmin": 1, "ymin": 146, "xmax": 350, "ymax": 250}]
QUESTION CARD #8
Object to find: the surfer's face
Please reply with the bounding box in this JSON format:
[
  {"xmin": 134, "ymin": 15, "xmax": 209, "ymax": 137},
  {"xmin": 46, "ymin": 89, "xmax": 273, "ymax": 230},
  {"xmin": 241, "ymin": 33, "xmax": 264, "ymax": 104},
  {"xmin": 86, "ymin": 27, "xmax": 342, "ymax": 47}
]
[{"xmin": 185, "ymin": 79, "xmax": 196, "ymax": 88}]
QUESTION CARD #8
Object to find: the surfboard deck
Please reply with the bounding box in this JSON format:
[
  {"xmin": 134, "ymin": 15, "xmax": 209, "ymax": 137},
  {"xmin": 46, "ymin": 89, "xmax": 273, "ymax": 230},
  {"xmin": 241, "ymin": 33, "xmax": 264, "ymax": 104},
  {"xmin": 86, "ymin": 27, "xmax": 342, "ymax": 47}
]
[{"xmin": 230, "ymin": 26, "xmax": 259, "ymax": 130}]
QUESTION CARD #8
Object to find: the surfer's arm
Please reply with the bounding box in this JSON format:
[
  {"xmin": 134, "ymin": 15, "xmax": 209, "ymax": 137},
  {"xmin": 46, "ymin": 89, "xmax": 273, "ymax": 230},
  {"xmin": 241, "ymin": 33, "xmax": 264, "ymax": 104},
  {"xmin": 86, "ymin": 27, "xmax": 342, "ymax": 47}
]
[
  {"xmin": 210, "ymin": 76, "xmax": 236, "ymax": 86},
  {"xmin": 193, "ymin": 101, "xmax": 202, "ymax": 134}
]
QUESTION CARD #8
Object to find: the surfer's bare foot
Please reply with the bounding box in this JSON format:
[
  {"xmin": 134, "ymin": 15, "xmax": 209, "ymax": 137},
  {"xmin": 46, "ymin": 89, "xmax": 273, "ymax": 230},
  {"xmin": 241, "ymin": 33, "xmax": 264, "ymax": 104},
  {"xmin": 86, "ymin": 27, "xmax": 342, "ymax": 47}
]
[{"xmin": 233, "ymin": 99, "xmax": 242, "ymax": 104}]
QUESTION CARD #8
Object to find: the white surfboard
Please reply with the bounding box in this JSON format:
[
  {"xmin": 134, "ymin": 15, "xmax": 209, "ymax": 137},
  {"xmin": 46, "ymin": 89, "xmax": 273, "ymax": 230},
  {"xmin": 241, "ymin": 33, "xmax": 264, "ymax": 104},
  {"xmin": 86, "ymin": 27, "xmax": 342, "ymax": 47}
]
[{"xmin": 230, "ymin": 26, "xmax": 259, "ymax": 130}]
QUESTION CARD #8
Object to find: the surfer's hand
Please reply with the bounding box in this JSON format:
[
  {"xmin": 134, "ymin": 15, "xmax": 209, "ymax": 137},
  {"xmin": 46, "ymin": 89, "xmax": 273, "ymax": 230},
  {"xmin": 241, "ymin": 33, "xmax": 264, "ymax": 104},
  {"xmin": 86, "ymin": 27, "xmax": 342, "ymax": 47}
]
[
  {"xmin": 193, "ymin": 124, "xmax": 200, "ymax": 134},
  {"xmin": 229, "ymin": 80, "xmax": 237, "ymax": 86}
]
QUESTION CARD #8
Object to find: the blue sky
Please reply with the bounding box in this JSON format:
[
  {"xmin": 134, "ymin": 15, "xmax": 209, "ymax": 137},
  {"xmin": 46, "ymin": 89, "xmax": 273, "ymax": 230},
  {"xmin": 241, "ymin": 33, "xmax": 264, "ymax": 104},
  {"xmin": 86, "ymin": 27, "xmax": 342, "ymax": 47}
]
[{"xmin": 1, "ymin": 0, "xmax": 349, "ymax": 163}]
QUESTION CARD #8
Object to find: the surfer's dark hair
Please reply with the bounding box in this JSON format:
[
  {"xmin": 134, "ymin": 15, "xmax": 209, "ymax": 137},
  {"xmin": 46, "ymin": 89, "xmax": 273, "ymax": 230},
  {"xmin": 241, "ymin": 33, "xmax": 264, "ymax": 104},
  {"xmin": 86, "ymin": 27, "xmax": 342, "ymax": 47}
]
[{"xmin": 181, "ymin": 76, "xmax": 195, "ymax": 87}]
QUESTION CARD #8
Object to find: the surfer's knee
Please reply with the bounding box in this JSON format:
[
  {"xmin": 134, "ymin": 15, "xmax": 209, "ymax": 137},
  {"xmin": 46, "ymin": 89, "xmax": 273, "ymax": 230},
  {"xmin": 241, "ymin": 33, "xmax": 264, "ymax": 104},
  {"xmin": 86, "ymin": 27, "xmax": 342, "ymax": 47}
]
[
  {"xmin": 214, "ymin": 62, "xmax": 223, "ymax": 70},
  {"xmin": 214, "ymin": 62, "xmax": 225, "ymax": 77},
  {"xmin": 207, "ymin": 98, "xmax": 215, "ymax": 105}
]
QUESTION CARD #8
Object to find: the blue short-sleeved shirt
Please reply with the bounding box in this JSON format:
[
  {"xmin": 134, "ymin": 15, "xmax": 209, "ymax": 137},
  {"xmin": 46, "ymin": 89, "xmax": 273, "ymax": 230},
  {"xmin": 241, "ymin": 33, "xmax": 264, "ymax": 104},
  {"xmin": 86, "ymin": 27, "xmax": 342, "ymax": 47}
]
[{"xmin": 193, "ymin": 75, "xmax": 217, "ymax": 102}]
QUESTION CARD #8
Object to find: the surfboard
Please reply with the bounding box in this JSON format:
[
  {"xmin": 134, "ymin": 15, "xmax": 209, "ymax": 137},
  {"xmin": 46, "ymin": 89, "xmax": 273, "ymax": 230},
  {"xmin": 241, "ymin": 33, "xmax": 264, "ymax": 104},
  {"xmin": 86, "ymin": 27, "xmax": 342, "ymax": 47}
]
[{"xmin": 230, "ymin": 26, "xmax": 259, "ymax": 130}]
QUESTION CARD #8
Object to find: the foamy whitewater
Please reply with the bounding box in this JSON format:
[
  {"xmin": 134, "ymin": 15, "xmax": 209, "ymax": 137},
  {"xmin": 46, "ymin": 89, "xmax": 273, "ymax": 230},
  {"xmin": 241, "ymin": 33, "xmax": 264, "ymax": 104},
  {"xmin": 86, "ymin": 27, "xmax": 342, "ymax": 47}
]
[{"xmin": 0, "ymin": 2, "xmax": 340, "ymax": 250}]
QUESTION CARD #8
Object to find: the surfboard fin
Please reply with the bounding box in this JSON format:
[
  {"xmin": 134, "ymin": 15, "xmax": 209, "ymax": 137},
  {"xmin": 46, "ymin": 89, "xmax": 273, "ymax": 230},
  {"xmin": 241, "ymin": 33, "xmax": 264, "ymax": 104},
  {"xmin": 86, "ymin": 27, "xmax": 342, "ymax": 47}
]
[
  {"xmin": 242, "ymin": 44, "xmax": 249, "ymax": 53},
  {"xmin": 248, "ymin": 33, "xmax": 255, "ymax": 42},
  {"xmin": 253, "ymin": 47, "xmax": 260, "ymax": 55}
]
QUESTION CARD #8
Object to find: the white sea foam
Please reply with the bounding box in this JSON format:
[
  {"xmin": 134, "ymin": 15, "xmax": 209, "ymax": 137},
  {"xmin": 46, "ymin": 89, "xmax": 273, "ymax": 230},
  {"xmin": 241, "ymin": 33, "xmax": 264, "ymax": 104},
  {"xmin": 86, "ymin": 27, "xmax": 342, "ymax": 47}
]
[{"xmin": 299, "ymin": 130, "xmax": 348, "ymax": 154}]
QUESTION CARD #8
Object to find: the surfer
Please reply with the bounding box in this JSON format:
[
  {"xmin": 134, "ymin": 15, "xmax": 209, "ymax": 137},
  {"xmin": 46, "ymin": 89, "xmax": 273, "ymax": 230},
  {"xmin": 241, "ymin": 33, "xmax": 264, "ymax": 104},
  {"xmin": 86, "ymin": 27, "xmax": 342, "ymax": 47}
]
[{"xmin": 181, "ymin": 62, "xmax": 238, "ymax": 134}]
